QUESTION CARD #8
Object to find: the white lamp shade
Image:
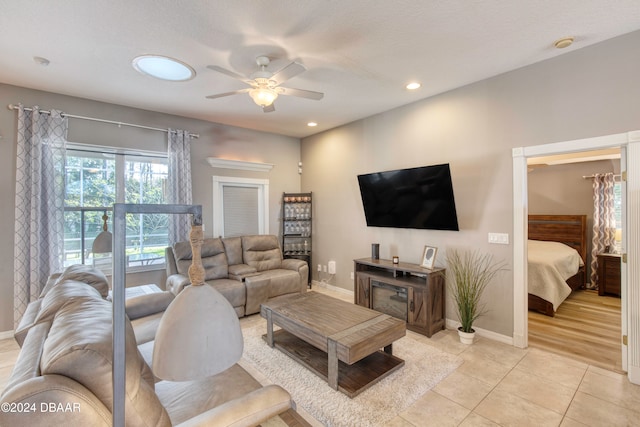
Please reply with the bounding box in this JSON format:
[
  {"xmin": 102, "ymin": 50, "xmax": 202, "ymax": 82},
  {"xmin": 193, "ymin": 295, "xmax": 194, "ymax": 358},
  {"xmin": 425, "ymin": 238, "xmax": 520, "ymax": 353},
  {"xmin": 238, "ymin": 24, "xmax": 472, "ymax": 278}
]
[
  {"xmin": 152, "ymin": 284, "xmax": 244, "ymax": 381},
  {"xmin": 249, "ymin": 87, "xmax": 278, "ymax": 107},
  {"xmin": 92, "ymin": 230, "xmax": 113, "ymax": 254}
]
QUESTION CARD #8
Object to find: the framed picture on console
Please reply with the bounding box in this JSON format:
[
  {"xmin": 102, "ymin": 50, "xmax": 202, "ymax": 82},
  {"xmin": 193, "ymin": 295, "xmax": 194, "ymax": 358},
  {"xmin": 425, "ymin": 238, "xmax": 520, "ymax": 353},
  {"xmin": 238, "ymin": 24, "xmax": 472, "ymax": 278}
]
[{"xmin": 421, "ymin": 246, "xmax": 437, "ymax": 269}]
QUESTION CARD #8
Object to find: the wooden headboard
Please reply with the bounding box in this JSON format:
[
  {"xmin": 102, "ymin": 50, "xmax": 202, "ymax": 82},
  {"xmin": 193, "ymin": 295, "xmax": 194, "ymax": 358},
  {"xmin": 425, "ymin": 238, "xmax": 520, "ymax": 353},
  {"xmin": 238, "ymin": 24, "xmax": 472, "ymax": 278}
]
[{"xmin": 528, "ymin": 214, "xmax": 588, "ymax": 263}]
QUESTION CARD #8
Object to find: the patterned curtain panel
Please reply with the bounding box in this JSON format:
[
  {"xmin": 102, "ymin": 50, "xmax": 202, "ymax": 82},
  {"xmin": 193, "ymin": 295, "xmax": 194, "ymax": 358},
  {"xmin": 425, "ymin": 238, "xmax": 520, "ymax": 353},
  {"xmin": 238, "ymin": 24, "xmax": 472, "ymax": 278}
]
[
  {"xmin": 167, "ymin": 129, "xmax": 193, "ymax": 244},
  {"xmin": 590, "ymin": 172, "xmax": 616, "ymax": 288},
  {"xmin": 14, "ymin": 105, "xmax": 67, "ymax": 326}
]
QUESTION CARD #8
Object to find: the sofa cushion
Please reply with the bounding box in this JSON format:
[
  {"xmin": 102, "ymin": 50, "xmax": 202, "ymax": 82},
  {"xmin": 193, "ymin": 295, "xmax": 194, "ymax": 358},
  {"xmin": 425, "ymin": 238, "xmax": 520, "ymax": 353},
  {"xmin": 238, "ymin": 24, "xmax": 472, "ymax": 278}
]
[
  {"xmin": 205, "ymin": 279, "xmax": 246, "ymax": 309},
  {"xmin": 155, "ymin": 364, "xmax": 262, "ymax": 425},
  {"xmin": 35, "ymin": 280, "xmax": 103, "ymax": 324},
  {"xmin": 40, "ymin": 265, "xmax": 109, "ymax": 298},
  {"xmin": 173, "ymin": 238, "xmax": 229, "ymax": 281},
  {"xmin": 242, "ymin": 235, "xmax": 283, "ymax": 272},
  {"xmin": 253, "ymin": 269, "xmax": 302, "ymax": 298},
  {"xmin": 222, "ymin": 236, "xmax": 244, "ymax": 266},
  {"xmin": 40, "ymin": 296, "xmax": 171, "ymax": 427}
]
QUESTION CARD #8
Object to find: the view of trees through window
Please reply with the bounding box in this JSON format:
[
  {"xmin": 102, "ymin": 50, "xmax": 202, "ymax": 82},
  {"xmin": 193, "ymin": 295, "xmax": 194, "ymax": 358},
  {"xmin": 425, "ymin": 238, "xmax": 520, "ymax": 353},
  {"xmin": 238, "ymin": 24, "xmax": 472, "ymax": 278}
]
[{"xmin": 64, "ymin": 149, "xmax": 169, "ymax": 269}]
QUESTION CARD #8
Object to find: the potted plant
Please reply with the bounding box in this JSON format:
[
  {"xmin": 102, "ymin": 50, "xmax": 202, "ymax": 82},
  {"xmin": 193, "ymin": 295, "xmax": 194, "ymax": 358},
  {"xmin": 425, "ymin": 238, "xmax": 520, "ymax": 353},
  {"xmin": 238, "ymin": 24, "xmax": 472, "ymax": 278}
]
[{"xmin": 445, "ymin": 248, "xmax": 505, "ymax": 344}]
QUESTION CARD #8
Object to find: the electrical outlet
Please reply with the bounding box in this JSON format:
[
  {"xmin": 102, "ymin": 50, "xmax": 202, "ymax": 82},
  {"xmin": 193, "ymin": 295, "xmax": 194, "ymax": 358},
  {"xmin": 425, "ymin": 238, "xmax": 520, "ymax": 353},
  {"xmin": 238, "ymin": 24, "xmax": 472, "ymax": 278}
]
[
  {"xmin": 317, "ymin": 264, "xmax": 321, "ymax": 272},
  {"xmin": 488, "ymin": 232, "xmax": 509, "ymax": 245},
  {"xmin": 328, "ymin": 260, "xmax": 336, "ymax": 274}
]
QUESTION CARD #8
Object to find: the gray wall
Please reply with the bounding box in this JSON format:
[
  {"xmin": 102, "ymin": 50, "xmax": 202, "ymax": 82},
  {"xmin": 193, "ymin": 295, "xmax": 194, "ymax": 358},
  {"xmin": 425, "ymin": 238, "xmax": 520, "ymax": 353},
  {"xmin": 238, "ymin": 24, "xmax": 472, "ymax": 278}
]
[
  {"xmin": 0, "ymin": 84, "xmax": 300, "ymax": 332},
  {"xmin": 301, "ymin": 30, "xmax": 640, "ymax": 337}
]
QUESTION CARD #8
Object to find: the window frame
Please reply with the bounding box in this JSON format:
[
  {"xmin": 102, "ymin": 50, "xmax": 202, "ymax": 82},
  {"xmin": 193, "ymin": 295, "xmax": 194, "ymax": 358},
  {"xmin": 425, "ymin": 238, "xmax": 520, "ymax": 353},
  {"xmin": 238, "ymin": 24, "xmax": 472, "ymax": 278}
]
[
  {"xmin": 212, "ymin": 176, "xmax": 269, "ymax": 237},
  {"xmin": 64, "ymin": 143, "xmax": 169, "ymax": 273}
]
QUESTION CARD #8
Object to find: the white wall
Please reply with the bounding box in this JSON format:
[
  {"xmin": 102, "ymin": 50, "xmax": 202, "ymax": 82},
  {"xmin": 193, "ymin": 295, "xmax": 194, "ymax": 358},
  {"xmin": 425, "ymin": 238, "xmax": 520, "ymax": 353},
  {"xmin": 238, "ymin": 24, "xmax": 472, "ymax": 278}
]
[
  {"xmin": 301, "ymin": 30, "xmax": 640, "ymax": 337},
  {"xmin": 0, "ymin": 84, "xmax": 300, "ymax": 332}
]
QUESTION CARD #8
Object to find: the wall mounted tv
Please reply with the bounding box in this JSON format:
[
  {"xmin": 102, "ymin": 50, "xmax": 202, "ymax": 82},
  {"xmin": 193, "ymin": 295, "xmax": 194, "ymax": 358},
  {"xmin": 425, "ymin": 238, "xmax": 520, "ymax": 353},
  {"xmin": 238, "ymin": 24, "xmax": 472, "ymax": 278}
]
[{"xmin": 357, "ymin": 163, "xmax": 459, "ymax": 231}]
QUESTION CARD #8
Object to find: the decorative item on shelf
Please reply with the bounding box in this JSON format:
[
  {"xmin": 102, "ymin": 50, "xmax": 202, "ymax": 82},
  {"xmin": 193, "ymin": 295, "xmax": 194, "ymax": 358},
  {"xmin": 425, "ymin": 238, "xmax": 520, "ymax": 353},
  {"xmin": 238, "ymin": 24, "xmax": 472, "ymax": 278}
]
[
  {"xmin": 393, "ymin": 256, "xmax": 399, "ymax": 264},
  {"xmin": 444, "ymin": 248, "xmax": 505, "ymax": 344},
  {"xmin": 372, "ymin": 243, "xmax": 380, "ymax": 260},
  {"xmin": 421, "ymin": 245, "xmax": 437, "ymax": 270}
]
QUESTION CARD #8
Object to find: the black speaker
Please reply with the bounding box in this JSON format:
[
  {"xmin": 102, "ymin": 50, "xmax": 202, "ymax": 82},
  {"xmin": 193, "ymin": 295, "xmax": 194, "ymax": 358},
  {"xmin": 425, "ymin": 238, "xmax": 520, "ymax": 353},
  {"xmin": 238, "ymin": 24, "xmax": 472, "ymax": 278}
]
[{"xmin": 371, "ymin": 243, "xmax": 380, "ymax": 260}]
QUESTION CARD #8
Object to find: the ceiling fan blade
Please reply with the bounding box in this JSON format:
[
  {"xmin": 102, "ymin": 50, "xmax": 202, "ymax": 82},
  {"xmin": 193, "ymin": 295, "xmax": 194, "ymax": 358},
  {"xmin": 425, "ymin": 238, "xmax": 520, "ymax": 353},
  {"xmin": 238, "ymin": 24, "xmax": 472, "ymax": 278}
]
[
  {"xmin": 206, "ymin": 65, "xmax": 252, "ymax": 85},
  {"xmin": 262, "ymin": 104, "xmax": 276, "ymax": 113},
  {"xmin": 279, "ymin": 87, "xmax": 324, "ymax": 100},
  {"xmin": 205, "ymin": 88, "xmax": 250, "ymax": 100},
  {"xmin": 270, "ymin": 62, "xmax": 306, "ymax": 85}
]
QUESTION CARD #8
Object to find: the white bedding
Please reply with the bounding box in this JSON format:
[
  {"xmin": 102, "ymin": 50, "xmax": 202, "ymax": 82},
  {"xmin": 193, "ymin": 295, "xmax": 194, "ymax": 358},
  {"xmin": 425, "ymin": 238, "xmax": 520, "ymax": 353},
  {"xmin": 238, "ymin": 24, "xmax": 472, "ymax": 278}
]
[{"xmin": 528, "ymin": 239, "xmax": 584, "ymax": 312}]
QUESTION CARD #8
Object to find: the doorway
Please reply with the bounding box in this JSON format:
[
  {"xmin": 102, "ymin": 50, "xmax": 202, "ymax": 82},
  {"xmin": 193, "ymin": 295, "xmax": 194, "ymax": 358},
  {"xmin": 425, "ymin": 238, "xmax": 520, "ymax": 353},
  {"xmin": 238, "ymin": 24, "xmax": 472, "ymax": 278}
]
[
  {"xmin": 512, "ymin": 130, "xmax": 640, "ymax": 385},
  {"xmin": 526, "ymin": 152, "xmax": 622, "ymax": 371}
]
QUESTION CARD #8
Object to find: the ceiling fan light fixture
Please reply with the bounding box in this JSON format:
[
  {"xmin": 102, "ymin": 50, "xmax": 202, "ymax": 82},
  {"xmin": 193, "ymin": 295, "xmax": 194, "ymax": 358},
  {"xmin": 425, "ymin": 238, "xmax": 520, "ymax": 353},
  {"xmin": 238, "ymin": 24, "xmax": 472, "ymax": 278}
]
[
  {"xmin": 132, "ymin": 55, "xmax": 195, "ymax": 81},
  {"xmin": 249, "ymin": 87, "xmax": 278, "ymax": 107}
]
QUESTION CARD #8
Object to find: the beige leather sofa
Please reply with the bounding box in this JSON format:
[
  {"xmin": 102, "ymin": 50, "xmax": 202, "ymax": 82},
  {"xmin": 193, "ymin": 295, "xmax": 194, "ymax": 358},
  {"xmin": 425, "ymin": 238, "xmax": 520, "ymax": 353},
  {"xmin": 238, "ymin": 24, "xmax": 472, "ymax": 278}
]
[
  {"xmin": 166, "ymin": 234, "xmax": 309, "ymax": 317},
  {"xmin": 1, "ymin": 265, "xmax": 294, "ymax": 426}
]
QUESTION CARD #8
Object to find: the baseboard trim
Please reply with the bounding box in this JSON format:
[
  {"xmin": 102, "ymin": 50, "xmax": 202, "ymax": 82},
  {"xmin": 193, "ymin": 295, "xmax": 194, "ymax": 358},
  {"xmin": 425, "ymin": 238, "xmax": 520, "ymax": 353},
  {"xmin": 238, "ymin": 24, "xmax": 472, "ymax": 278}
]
[
  {"xmin": 0, "ymin": 330, "xmax": 14, "ymax": 340},
  {"xmin": 445, "ymin": 319, "xmax": 513, "ymax": 346},
  {"xmin": 628, "ymin": 364, "xmax": 640, "ymax": 385},
  {"xmin": 311, "ymin": 280, "xmax": 354, "ymax": 297}
]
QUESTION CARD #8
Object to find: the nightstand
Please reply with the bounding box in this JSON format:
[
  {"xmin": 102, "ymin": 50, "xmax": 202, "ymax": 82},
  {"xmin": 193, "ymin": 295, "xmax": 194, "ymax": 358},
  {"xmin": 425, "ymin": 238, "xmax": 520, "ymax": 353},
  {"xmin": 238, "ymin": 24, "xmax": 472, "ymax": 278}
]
[{"xmin": 597, "ymin": 253, "xmax": 621, "ymax": 297}]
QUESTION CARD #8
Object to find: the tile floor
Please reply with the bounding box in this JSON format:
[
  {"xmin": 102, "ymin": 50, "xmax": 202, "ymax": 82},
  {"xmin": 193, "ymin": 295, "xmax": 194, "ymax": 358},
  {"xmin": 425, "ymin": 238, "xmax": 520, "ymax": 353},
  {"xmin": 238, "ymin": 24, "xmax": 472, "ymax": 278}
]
[{"xmin": 2, "ymin": 284, "xmax": 640, "ymax": 426}]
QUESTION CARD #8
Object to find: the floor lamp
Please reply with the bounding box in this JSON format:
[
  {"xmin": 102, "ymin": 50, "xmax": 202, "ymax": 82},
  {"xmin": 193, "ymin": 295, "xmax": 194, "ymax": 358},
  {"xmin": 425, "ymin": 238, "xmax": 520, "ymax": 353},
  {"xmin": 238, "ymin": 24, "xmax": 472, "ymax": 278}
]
[{"xmin": 111, "ymin": 204, "xmax": 242, "ymax": 426}]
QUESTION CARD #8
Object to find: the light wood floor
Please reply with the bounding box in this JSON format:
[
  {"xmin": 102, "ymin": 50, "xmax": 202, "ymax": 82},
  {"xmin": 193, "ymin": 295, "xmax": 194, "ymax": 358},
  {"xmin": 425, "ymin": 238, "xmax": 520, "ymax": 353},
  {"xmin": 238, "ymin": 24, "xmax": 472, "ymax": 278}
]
[{"xmin": 528, "ymin": 289, "xmax": 623, "ymax": 373}]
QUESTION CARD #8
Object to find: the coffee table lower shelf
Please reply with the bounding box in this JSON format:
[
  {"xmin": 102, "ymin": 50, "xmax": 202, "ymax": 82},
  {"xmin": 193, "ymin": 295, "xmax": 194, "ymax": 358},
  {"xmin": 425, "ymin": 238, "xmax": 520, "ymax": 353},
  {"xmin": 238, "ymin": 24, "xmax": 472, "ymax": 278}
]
[{"xmin": 263, "ymin": 329, "xmax": 405, "ymax": 398}]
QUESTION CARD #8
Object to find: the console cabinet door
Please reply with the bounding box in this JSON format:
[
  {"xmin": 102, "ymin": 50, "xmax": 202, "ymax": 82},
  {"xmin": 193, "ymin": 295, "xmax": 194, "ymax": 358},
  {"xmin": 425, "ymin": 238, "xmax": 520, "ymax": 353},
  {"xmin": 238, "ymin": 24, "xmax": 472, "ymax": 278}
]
[
  {"xmin": 355, "ymin": 273, "xmax": 371, "ymax": 308},
  {"xmin": 407, "ymin": 286, "xmax": 427, "ymax": 331}
]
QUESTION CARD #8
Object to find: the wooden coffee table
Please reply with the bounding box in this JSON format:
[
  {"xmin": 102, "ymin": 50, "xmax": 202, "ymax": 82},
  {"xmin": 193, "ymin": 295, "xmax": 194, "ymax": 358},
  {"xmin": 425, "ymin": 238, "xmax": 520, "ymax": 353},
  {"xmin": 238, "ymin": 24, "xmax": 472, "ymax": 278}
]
[{"xmin": 260, "ymin": 291, "xmax": 406, "ymax": 397}]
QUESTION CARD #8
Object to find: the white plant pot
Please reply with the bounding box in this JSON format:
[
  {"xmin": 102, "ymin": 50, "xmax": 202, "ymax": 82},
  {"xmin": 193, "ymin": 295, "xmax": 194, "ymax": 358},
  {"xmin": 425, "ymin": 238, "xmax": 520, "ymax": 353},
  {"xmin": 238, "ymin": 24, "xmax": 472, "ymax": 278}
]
[{"xmin": 458, "ymin": 327, "xmax": 475, "ymax": 345}]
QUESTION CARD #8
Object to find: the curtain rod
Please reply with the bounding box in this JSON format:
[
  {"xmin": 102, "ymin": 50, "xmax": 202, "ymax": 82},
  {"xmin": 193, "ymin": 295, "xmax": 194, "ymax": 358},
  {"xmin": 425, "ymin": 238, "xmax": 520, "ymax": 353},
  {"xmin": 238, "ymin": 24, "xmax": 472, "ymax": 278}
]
[{"xmin": 7, "ymin": 104, "xmax": 199, "ymax": 138}]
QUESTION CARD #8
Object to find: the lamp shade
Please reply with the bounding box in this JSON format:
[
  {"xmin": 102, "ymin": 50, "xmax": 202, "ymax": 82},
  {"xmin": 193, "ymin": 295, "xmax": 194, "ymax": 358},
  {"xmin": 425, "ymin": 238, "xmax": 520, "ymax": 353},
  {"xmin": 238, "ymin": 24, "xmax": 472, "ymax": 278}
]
[
  {"xmin": 152, "ymin": 283, "xmax": 244, "ymax": 381},
  {"xmin": 151, "ymin": 223, "xmax": 243, "ymax": 381},
  {"xmin": 92, "ymin": 213, "xmax": 112, "ymax": 254},
  {"xmin": 249, "ymin": 87, "xmax": 278, "ymax": 107}
]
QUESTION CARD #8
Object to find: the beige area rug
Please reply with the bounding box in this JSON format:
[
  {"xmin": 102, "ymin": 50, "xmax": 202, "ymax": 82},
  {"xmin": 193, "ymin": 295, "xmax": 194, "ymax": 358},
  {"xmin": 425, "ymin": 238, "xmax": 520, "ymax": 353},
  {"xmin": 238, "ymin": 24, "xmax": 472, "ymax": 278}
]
[{"xmin": 240, "ymin": 322, "xmax": 463, "ymax": 427}]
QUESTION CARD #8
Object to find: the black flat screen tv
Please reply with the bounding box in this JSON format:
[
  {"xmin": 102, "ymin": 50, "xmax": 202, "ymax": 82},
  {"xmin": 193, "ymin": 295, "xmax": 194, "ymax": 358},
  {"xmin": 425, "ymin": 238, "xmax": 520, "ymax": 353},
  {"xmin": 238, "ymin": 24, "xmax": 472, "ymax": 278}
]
[{"xmin": 357, "ymin": 163, "xmax": 459, "ymax": 231}]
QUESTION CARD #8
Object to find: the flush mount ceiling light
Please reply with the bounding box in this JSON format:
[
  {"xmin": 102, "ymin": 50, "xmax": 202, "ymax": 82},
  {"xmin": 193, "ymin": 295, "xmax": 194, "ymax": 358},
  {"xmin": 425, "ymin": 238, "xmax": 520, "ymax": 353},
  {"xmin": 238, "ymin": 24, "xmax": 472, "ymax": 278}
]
[
  {"xmin": 307, "ymin": 121, "xmax": 318, "ymax": 127},
  {"xmin": 132, "ymin": 55, "xmax": 195, "ymax": 81},
  {"xmin": 554, "ymin": 37, "xmax": 574, "ymax": 49},
  {"xmin": 406, "ymin": 82, "xmax": 421, "ymax": 90}
]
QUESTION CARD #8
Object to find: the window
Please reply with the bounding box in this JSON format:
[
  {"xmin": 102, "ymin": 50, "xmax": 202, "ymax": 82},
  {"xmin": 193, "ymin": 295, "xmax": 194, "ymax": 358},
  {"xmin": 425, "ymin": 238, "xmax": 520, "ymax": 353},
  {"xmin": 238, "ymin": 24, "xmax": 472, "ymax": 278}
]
[
  {"xmin": 212, "ymin": 176, "xmax": 269, "ymax": 237},
  {"xmin": 614, "ymin": 181, "xmax": 622, "ymax": 229},
  {"xmin": 63, "ymin": 146, "xmax": 169, "ymax": 271}
]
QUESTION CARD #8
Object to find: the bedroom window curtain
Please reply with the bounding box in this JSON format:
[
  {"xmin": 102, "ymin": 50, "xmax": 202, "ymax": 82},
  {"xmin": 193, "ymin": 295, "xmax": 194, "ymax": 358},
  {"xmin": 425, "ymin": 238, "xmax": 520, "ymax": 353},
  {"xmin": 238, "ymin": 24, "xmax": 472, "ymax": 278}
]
[
  {"xmin": 590, "ymin": 172, "xmax": 616, "ymax": 288},
  {"xmin": 14, "ymin": 105, "xmax": 68, "ymax": 326},
  {"xmin": 167, "ymin": 128, "xmax": 193, "ymax": 244}
]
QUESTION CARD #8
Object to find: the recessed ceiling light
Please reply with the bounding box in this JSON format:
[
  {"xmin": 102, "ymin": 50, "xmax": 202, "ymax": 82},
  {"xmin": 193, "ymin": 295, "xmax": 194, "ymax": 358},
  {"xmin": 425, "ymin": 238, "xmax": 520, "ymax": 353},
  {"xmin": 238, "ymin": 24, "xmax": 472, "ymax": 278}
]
[
  {"xmin": 307, "ymin": 122, "xmax": 318, "ymax": 127},
  {"xmin": 554, "ymin": 37, "xmax": 574, "ymax": 49},
  {"xmin": 132, "ymin": 55, "xmax": 195, "ymax": 81},
  {"xmin": 406, "ymin": 82, "xmax": 421, "ymax": 90}
]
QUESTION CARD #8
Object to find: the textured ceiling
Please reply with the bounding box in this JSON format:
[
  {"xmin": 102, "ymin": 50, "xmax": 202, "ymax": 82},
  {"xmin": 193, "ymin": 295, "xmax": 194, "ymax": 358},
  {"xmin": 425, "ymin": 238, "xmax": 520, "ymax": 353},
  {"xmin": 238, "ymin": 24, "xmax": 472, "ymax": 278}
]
[{"xmin": 1, "ymin": 1, "xmax": 640, "ymax": 138}]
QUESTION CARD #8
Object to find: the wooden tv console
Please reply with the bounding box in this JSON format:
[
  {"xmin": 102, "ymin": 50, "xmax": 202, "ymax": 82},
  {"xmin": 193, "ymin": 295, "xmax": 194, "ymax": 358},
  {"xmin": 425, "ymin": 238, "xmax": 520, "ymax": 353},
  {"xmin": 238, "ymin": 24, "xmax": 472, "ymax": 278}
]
[{"xmin": 353, "ymin": 258, "xmax": 445, "ymax": 338}]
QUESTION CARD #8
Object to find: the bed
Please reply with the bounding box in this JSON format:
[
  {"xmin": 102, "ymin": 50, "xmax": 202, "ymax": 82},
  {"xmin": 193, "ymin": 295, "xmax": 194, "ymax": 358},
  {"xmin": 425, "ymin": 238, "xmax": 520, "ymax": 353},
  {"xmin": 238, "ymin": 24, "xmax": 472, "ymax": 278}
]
[{"xmin": 528, "ymin": 214, "xmax": 587, "ymax": 316}]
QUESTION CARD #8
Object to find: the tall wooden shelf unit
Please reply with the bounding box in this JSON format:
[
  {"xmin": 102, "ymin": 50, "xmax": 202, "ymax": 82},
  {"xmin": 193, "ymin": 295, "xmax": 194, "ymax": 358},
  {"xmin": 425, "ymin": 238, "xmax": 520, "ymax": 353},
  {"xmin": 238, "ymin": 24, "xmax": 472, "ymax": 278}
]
[
  {"xmin": 354, "ymin": 258, "xmax": 445, "ymax": 338},
  {"xmin": 282, "ymin": 192, "xmax": 312, "ymax": 286}
]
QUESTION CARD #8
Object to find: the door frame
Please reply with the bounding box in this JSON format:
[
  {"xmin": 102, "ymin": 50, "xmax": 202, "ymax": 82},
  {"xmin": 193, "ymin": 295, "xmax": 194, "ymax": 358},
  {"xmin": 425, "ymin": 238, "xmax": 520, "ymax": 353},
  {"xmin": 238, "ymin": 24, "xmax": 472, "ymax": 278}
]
[{"xmin": 512, "ymin": 130, "xmax": 640, "ymax": 384}]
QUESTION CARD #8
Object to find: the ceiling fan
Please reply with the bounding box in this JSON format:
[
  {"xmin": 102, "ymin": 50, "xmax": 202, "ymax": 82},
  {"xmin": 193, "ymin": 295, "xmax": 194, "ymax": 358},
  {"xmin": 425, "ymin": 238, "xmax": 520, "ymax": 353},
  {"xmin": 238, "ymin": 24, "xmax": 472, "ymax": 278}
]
[{"xmin": 205, "ymin": 56, "xmax": 324, "ymax": 112}]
